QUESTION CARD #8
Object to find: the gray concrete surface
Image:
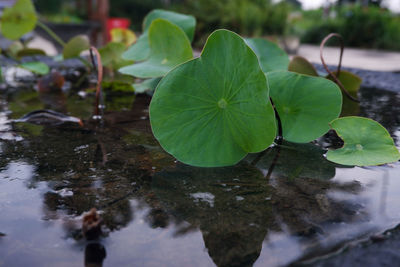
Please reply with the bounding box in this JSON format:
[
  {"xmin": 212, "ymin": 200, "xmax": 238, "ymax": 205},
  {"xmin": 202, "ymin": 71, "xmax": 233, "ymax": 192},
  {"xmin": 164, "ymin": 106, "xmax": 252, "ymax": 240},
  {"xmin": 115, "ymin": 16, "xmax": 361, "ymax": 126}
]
[{"xmin": 298, "ymin": 44, "xmax": 400, "ymax": 72}]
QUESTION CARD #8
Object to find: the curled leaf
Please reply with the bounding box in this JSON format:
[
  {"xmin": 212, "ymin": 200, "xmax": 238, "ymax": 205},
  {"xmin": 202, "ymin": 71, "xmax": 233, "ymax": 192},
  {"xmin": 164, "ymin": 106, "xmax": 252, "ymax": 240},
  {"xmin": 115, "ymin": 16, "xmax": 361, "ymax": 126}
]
[{"xmin": 288, "ymin": 56, "xmax": 318, "ymax": 77}]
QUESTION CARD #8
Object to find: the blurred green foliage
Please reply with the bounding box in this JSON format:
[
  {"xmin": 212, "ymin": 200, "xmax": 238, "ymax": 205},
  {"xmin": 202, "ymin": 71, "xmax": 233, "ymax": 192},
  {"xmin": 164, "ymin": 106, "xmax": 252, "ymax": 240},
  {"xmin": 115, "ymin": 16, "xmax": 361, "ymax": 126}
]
[
  {"xmin": 175, "ymin": 0, "xmax": 290, "ymax": 45},
  {"xmin": 35, "ymin": 0, "xmax": 85, "ymax": 23},
  {"xmin": 301, "ymin": 6, "xmax": 400, "ymax": 50}
]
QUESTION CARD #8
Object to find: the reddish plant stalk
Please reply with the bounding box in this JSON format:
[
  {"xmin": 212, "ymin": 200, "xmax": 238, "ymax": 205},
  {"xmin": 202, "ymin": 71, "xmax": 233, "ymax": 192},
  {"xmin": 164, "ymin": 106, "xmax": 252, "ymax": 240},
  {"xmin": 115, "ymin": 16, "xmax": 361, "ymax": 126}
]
[
  {"xmin": 320, "ymin": 33, "xmax": 359, "ymax": 103},
  {"xmin": 90, "ymin": 46, "xmax": 104, "ymax": 116}
]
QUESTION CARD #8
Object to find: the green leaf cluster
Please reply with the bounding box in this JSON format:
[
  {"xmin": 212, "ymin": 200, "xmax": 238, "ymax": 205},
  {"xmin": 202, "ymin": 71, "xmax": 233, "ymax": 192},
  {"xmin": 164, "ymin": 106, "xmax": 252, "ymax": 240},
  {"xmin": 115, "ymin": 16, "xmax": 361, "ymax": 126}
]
[{"xmin": 125, "ymin": 10, "xmax": 397, "ymax": 168}]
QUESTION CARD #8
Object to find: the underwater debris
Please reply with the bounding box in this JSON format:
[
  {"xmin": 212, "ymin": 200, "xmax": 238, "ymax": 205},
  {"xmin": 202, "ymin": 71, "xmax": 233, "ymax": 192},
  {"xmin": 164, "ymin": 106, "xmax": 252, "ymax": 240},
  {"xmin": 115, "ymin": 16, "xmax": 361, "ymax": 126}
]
[
  {"xmin": 82, "ymin": 208, "xmax": 102, "ymax": 240},
  {"xmin": 14, "ymin": 109, "xmax": 84, "ymax": 126}
]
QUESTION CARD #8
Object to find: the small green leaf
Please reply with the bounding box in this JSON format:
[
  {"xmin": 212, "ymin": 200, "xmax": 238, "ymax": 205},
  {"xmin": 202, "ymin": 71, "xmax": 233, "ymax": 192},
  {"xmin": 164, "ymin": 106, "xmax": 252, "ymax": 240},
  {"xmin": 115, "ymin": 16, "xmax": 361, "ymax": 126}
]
[
  {"xmin": 327, "ymin": 117, "xmax": 400, "ymax": 166},
  {"xmin": 267, "ymin": 71, "xmax": 342, "ymax": 143},
  {"xmin": 119, "ymin": 19, "xmax": 193, "ymax": 78},
  {"xmin": 245, "ymin": 38, "xmax": 289, "ymax": 73},
  {"xmin": 143, "ymin": 9, "xmax": 196, "ymax": 41},
  {"xmin": 16, "ymin": 48, "xmax": 46, "ymax": 58},
  {"xmin": 62, "ymin": 35, "xmax": 90, "ymax": 59},
  {"xmin": 110, "ymin": 28, "xmax": 137, "ymax": 47},
  {"xmin": 19, "ymin": 61, "xmax": 49, "ymax": 75},
  {"xmin": 327, "ymin": 70, "xmax": 362, "ymax": 117},
  {"xmin": 122, "ymin": 9, "xmax": 196, "ymax": 61},
  {"xmin": 99, "ymin": 42, "xmax": 133, "ymax": 70},
  {"xmin": 288, "ymin": 56, "xmax": 318, "ymax": 77},
  {"xmin": 0, "ymin": 0, "xmax": 37, "ymax": 40},
  {"xmin": 326, "ymin": 70, "xmax": 362, "ymax": 99},
  {"xmin": 150, "ymin": 30, "xmax": 276, "ymax": 167},
  {"xmin": 133, "ymin": 78, "xmax": 161, "ymax": 94}
]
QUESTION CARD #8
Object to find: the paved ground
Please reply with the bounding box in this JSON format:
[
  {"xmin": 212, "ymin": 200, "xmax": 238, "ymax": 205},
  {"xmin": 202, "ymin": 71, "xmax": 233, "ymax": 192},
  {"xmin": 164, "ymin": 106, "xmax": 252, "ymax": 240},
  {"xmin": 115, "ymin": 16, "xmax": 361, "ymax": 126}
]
[{"xmin": 297, "ymin": 44, "xmax": 400, "ymax": 72}]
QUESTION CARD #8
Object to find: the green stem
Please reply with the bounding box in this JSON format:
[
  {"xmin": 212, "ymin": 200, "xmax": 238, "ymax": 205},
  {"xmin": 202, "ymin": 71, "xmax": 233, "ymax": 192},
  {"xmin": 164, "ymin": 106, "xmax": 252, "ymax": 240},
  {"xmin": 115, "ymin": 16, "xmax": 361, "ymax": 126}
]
[{"xmin": 36, "ymin": 20, "xmax": 66, "ymax": 47}]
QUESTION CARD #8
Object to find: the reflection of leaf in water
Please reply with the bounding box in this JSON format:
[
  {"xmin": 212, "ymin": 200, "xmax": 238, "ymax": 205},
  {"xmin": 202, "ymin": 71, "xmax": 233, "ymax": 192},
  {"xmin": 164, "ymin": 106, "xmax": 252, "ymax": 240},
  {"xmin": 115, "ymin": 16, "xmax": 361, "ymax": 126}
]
[
  {"xmin": 247, "ymin": 141, "xmax": 349, "ymax": 180},
  {"xmin": 153, "ymin": 163, "xmax": 273, "ymax": 267}
]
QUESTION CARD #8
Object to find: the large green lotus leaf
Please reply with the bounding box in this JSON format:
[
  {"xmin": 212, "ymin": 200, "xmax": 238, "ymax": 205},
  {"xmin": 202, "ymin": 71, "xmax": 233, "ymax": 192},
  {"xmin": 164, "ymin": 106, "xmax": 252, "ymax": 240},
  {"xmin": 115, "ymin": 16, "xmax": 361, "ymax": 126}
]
[
  {"xmin": 288, "ymin": 56, "xmax": 318, "ymax": 77},
  {"xmin": 267, "ymin": 71, "xmax": 342, "ymax": 143},
  {"xmin": 19, "ymin": 61, "xmax": 49, "ymax": 75},
  {"xmin": 150, "ymin": 30, "xmax": 277, "ymax": 167},
  {"xmin": 62, "ymin": 35, "xmax": 90, "ymax": 59},
  {"xmin": 119, "ymin": 19, "xmax": 193, "ymax": 78},
  {"xmin": 327, "ymin": 117, "xmax": 400, "ymax": 166},
  {"xmin": 122, "ymin": 9, "xmax": 196, "ymax": 61},
  {"xmin": 99, "ymin": 42, "xmax": 133, "ymax": 70},
  {"xmin": 0, "ymin": 0, "xmax": 37, "ymax": 40},
  {"xmin": 245, "ymin": 38, "xmax": 289, "ymax": 73}
]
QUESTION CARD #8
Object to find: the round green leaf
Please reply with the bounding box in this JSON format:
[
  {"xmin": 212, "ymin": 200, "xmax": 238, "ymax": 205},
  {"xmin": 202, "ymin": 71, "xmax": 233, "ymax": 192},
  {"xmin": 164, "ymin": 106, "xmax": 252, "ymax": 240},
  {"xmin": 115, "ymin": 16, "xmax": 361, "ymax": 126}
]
[
  {"xmin": 19, "ymin": 61, "xmax": 49, "ymax": 75},
  {"xmin": 245, "ymin": 38, "xmax": 289, "ymax": 73},
  {"xmin": 119, "ymin": 19, "xmax": 193, "ymax": 78},
  {"xmin": 122, "ymin": 9, "xmax": 196, "ymax": 61},
  {"xmin": 267, "ymin": 71, "xmax": 342, "ymax": 143},
  {"xmin": 150, "ymin": 30, "xmax": 277, "ymax": 167},
  {"xmin": 327, "ymin": 117, "xmax": 400, "ymax": 166},
  {"xmin": 288, "ymin": 56, "xmax": 318, "ymax": 77},
  {"xmin": 62, "ymin": 35, "xmax": 90, "ymax": 59},
  {"xmin": 0, "ymin": 0, "xmax": 37, "ymax": 40}
]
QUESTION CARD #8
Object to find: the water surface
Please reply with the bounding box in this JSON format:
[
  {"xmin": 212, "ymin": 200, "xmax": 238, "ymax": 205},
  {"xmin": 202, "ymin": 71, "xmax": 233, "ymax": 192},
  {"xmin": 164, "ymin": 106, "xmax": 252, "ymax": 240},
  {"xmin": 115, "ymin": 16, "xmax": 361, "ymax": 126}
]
[{"xmin": 0, "ymin": 86, "xmax": 399, "ymax": 266}]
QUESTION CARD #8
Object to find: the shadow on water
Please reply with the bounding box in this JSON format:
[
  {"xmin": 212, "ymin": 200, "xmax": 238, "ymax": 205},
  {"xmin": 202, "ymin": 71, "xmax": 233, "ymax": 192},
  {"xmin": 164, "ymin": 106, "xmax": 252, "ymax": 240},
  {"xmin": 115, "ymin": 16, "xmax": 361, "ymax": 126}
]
[{"xmin": 0, "ymin": 86, "xmax": 400, "ymax": 266}]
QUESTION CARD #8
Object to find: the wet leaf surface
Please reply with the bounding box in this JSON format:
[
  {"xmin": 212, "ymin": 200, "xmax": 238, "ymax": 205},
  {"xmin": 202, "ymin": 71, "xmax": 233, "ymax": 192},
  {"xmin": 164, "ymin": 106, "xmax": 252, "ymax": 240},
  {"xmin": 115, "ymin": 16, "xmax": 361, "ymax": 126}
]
[
  {"xmin": 327, "ymin": 117, "xmax": 400, "ymax": 166},
  {"xmin": 150, "ymin": 30, "xmax": 276, "ymax": 166},
  {"xmin": 267, "ymin": 71, "xmax": 342, "ymax": 143}
]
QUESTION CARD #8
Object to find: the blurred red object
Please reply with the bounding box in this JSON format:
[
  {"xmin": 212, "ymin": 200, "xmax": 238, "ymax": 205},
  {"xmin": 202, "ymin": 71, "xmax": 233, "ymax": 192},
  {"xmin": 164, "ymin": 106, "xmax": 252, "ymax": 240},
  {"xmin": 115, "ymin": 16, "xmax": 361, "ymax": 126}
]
[{"xmin": 106, "ymin": 18, "xmax": 130, "ymax": 41}]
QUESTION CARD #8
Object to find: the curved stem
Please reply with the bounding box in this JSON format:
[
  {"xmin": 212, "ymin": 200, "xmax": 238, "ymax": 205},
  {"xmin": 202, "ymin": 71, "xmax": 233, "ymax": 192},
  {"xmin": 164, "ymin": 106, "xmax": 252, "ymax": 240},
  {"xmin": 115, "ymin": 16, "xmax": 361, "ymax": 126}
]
[
  {"xmin": 36, "ymin": 20, "xmax": 66, "ymax": 48},
  {"xmin": 90, "ymin": 46, "xmax": 103, "ymax": 117},
  {"xmin": 320, "ymin": 33, "xmax": 359, "ymax": 103}
]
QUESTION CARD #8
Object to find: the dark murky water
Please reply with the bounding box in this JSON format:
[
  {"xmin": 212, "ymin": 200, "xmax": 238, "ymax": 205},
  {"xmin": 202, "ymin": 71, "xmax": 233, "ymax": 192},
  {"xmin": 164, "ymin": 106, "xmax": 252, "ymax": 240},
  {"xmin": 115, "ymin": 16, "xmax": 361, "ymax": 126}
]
[{"xmin": 0, "ymin": 85, "xmax": 400, "ymax": 267}]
